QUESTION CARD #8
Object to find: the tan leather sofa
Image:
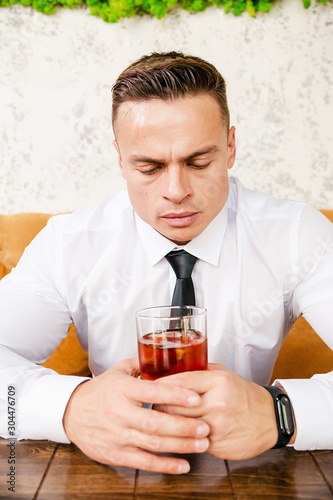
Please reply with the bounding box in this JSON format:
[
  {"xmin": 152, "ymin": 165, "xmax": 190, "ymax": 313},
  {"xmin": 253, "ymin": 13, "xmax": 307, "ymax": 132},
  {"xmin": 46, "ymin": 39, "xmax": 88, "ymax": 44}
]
[
  {"xmin": 0, "ymin": 212, "xmax": 90, "ymax": 377},
  {"xmin": 1, "ymin": 210, "xmax": 333, "ymax": 381}
]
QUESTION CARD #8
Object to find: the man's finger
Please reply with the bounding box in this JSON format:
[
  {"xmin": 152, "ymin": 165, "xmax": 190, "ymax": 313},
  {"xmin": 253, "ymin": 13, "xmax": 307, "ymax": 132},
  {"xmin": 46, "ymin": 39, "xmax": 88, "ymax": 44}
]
[
  {"xmin": 108, "ymin": 447, "xmax": 192, "ymax": 475},
  {"xmin": 122, "ymin": 427, "xmax": 209, "ymax": 454},
  {"xmin": 207, "ymin": 363, "xmax": 230, "ymax": 372},
  {"xmin": 134, "ymin": 406, "xmax": 210, "ymax": 437},
  {"xmin": 157, "ymin": 367, "xmax": 233, "ymax": 395},
  {"xmin": 125, "ymin": 376, "xmax": 203, "ymax": 408},
  {"xmin": 153, "ymin": 403, "xmax": 202, "ymax": 418},
  {"xmin": 114, "ymin": 357, "xmax": 140, "ymax": 376},
  {"xmin": 156, "ymin": 370, "xmax": 213, "ymax": 394}
]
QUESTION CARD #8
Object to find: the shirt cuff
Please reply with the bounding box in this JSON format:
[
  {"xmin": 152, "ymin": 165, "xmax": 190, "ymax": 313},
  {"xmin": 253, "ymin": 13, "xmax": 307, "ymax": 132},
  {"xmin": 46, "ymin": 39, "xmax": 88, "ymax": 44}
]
[
  {"xmin": 18, "ymin": 373, "xmax": 90, "ymax": 443},
  {"xmin": 273, "ymin": 376, "xmax": 333, "ymax": 451}
]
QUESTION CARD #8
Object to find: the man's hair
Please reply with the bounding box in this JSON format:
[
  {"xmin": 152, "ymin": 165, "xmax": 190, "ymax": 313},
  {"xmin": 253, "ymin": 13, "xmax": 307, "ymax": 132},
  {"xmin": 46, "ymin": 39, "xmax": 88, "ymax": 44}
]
[{"xmin": 112, "ymin": 51, "xmax": 230, "ymax": 132}]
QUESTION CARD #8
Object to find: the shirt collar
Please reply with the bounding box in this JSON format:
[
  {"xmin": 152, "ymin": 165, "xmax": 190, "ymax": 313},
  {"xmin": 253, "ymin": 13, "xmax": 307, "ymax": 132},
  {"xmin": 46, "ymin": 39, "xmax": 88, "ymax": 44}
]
[{"xmin": 134, "ymin": 199, "xmax": 229, "ymax": 267}]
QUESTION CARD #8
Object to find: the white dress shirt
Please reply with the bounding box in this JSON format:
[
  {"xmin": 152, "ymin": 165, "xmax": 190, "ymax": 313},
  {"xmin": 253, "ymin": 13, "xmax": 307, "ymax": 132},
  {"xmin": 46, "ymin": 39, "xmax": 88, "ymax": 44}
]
[{"xmin": 1, "ymin": 176, "xmax": 333, "ymax": 451}]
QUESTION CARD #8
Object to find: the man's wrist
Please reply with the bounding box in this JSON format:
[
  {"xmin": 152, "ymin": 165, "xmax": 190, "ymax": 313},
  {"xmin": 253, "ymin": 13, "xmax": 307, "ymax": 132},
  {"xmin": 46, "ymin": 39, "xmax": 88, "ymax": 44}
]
[
  {"xmin": 273, "ymin": 383, "xmax": 297, "ymax": 445},
  {"xmin": 263, "ymin": 385, "xmax": 295, "ymax": 448},
  {"xmin": 62, "ymin": 380, "xmax": 90, "ymax": 442}
]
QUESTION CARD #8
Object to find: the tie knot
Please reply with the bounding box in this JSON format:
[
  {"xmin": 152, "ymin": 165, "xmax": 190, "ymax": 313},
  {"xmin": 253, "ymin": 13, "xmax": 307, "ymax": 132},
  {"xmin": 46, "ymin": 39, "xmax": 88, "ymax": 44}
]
[{"xmin": 165, "ymin": 250, "xmax": 197, "ymax": 279}]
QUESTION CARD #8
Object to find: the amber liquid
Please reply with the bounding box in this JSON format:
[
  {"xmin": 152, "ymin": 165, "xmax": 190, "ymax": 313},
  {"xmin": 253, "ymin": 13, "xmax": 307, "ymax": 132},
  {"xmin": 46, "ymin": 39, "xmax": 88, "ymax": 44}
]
[{"xmin": 138, "ymin": 329, "xmax": 207, "ymax": 380}]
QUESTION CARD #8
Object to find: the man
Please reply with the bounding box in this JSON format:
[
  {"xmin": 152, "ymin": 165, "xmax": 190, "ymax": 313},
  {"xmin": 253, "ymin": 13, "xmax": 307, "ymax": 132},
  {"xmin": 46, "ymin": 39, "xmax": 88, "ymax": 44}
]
[{"xmin": 0, "ymin": 52, "xmax": 333, "ymax": 475}]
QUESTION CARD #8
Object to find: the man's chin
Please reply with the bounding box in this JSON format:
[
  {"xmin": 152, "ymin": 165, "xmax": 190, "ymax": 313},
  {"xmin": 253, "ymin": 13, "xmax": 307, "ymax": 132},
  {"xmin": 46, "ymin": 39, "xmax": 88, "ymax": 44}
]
[{"xmin": 157, "ymin": 226, "xmax": 199, "ymax": 246}]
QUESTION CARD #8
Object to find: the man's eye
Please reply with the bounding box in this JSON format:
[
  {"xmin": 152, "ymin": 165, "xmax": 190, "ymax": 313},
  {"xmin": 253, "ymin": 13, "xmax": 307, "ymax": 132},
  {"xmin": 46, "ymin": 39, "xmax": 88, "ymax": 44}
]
[
  {"xmin": 189, "ymin": 163, "xmax": 210, "ymax": 169},
  {"xmin": 140, "ymin": 166, "xmax": 161, "ymax": 175}
]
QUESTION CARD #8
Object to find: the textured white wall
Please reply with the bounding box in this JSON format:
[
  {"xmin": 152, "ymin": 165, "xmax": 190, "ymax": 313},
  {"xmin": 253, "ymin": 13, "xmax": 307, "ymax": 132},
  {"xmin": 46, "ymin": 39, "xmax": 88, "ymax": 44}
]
[{"xmin": 0, "ymin": 0, "xmax": 332, "ymax": 214}]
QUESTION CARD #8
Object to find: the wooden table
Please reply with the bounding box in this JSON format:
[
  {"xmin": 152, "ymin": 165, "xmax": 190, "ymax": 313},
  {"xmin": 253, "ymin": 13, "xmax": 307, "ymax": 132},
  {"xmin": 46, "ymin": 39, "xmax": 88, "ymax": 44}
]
[{"xmin": 1, "ymin": 439, "xmax": 333, "ymax": 499}]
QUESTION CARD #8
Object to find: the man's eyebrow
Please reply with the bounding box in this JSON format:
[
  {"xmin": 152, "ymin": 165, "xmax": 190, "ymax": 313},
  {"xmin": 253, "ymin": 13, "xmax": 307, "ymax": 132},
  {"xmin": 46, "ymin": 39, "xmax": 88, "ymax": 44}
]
[
  {"xmin": 186, "ymin": 146, "xmax": 220, "ymax": 160},
  {"xmin": 129, "ymin": 146, "xmax": 220, "ymax": 165},
  {"xmin": 129, "ymin": 155, "xmax": 164, "ymax": 165}
]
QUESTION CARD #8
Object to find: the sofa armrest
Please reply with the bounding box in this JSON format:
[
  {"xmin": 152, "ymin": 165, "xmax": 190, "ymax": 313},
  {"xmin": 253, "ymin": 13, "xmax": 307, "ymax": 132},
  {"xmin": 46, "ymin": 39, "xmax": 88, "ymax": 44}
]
[{"xmin": 270, "ymin": 315, "xmax": 333, "ymax": 383}]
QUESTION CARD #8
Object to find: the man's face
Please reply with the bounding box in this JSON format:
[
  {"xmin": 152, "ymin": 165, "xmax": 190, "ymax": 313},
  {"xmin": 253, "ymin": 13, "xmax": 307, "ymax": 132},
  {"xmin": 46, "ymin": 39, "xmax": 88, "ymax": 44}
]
[{"xmin": 113, "ymin": 94, "xmax": 236, "ymax": 245}]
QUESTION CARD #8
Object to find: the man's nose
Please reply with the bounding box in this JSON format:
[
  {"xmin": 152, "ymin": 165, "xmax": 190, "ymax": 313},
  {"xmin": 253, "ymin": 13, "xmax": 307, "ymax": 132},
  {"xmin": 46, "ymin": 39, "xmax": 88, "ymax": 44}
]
[{"xmin": 163, "ymin": 166, "xmax": 192, "ymax": 203}]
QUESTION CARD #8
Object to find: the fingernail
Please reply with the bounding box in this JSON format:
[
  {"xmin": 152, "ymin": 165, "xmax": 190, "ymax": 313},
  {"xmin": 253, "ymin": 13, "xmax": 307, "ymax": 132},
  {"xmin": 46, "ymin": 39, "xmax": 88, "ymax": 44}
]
[
  {"xmin": 187, "ymin": 394, "xmax": 200, "ymax": 406},
  {"xmin": 196, "ymin": 423, "xmax": 209, "ymax": 437},
  {"xmin": 195, "ymin": 438, "xmax": 209, "ymax": 452},
  {"xmin": 178, "ymin": 462, "xmax": 190, "ymax": 474}
]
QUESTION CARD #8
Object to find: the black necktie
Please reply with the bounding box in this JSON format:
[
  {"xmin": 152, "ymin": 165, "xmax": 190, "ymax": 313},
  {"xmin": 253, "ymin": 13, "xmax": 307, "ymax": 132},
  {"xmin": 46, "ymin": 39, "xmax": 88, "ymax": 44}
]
[{"xmin": 165, "ymin": 250, "xmax": 197, "ymax": 306}]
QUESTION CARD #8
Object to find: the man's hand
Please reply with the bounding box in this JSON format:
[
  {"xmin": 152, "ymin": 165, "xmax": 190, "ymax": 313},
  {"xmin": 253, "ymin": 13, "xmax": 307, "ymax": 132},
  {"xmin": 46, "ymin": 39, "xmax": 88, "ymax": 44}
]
[
  {"xmin": 62, "ymin": 358, "xmax": 210, "ymax": 474},
  {"xmin": 155, "ymin": 364, "xmax": 282, "ymax": 460}
]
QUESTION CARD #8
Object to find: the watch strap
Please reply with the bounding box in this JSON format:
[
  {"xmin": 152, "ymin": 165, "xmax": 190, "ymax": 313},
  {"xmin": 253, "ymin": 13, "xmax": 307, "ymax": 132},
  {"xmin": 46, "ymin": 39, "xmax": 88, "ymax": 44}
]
[{"xmin": 263, "ymin": 385, "xmax": 295, "ymax": 449}]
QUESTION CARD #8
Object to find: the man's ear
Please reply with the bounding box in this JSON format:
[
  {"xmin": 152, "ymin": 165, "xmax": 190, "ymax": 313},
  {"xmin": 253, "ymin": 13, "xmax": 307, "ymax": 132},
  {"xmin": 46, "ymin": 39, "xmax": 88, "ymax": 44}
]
[
  {"xmin": 227, "ymin": 126, "xmax": 236, "ymax": 170},
  {"xmin": 112, "ymin": 140, "xmax": 126, "ymax": 180}
]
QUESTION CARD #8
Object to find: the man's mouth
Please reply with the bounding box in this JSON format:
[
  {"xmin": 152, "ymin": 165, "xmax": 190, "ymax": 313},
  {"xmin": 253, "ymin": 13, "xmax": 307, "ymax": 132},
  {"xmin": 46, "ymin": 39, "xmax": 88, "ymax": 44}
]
[{"xmin": 161, "ymin": 212, "xmax": 199, "ymax": 227}]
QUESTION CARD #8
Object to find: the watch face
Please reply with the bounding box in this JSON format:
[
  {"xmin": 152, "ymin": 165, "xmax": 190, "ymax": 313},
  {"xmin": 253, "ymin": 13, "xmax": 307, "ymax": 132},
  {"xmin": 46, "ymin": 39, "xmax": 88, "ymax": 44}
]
[{"xmin": 278, "ymin": 395, "xmax": 294, "ymax": 435}]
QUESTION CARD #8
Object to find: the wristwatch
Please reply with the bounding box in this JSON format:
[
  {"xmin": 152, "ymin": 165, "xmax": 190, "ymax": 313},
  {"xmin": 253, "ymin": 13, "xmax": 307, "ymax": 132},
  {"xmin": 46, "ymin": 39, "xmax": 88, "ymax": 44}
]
[{"xmin": 263, "ymin": 385, "xmax": 295, "ymax": 448}]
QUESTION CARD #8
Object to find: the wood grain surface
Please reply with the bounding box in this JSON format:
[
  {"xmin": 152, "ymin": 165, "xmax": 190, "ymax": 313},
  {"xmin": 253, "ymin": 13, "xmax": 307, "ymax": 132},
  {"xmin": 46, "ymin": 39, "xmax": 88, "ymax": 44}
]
[{"xmin": 1, "ymin": 439, "xmax": 332, "ymax": 500}]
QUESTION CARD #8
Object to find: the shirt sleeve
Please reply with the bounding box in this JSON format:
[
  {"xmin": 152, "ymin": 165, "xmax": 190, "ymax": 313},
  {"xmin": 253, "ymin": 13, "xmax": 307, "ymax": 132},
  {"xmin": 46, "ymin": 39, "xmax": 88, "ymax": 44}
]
[
  {"xmin": 0, "ymin": 218, "xmax": 90, "ymax": 442},
  {"xmin": 274, "ymin": 207, "xmax": 333, "ymax": 451},
  {"xmin": 275, "ymin": 300, "xmax": 333, "ymax": 451},
  {"xmin": 292, "ymin": 205, "xmax": 333, "ymax": 318}
]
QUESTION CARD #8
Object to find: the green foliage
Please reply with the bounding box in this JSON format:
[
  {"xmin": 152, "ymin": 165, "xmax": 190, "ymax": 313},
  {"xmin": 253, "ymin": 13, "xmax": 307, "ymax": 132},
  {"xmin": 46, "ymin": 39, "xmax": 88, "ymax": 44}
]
[{"xmin": 0, "ymin": 0, "xmax": 331, "ymax": 21}]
